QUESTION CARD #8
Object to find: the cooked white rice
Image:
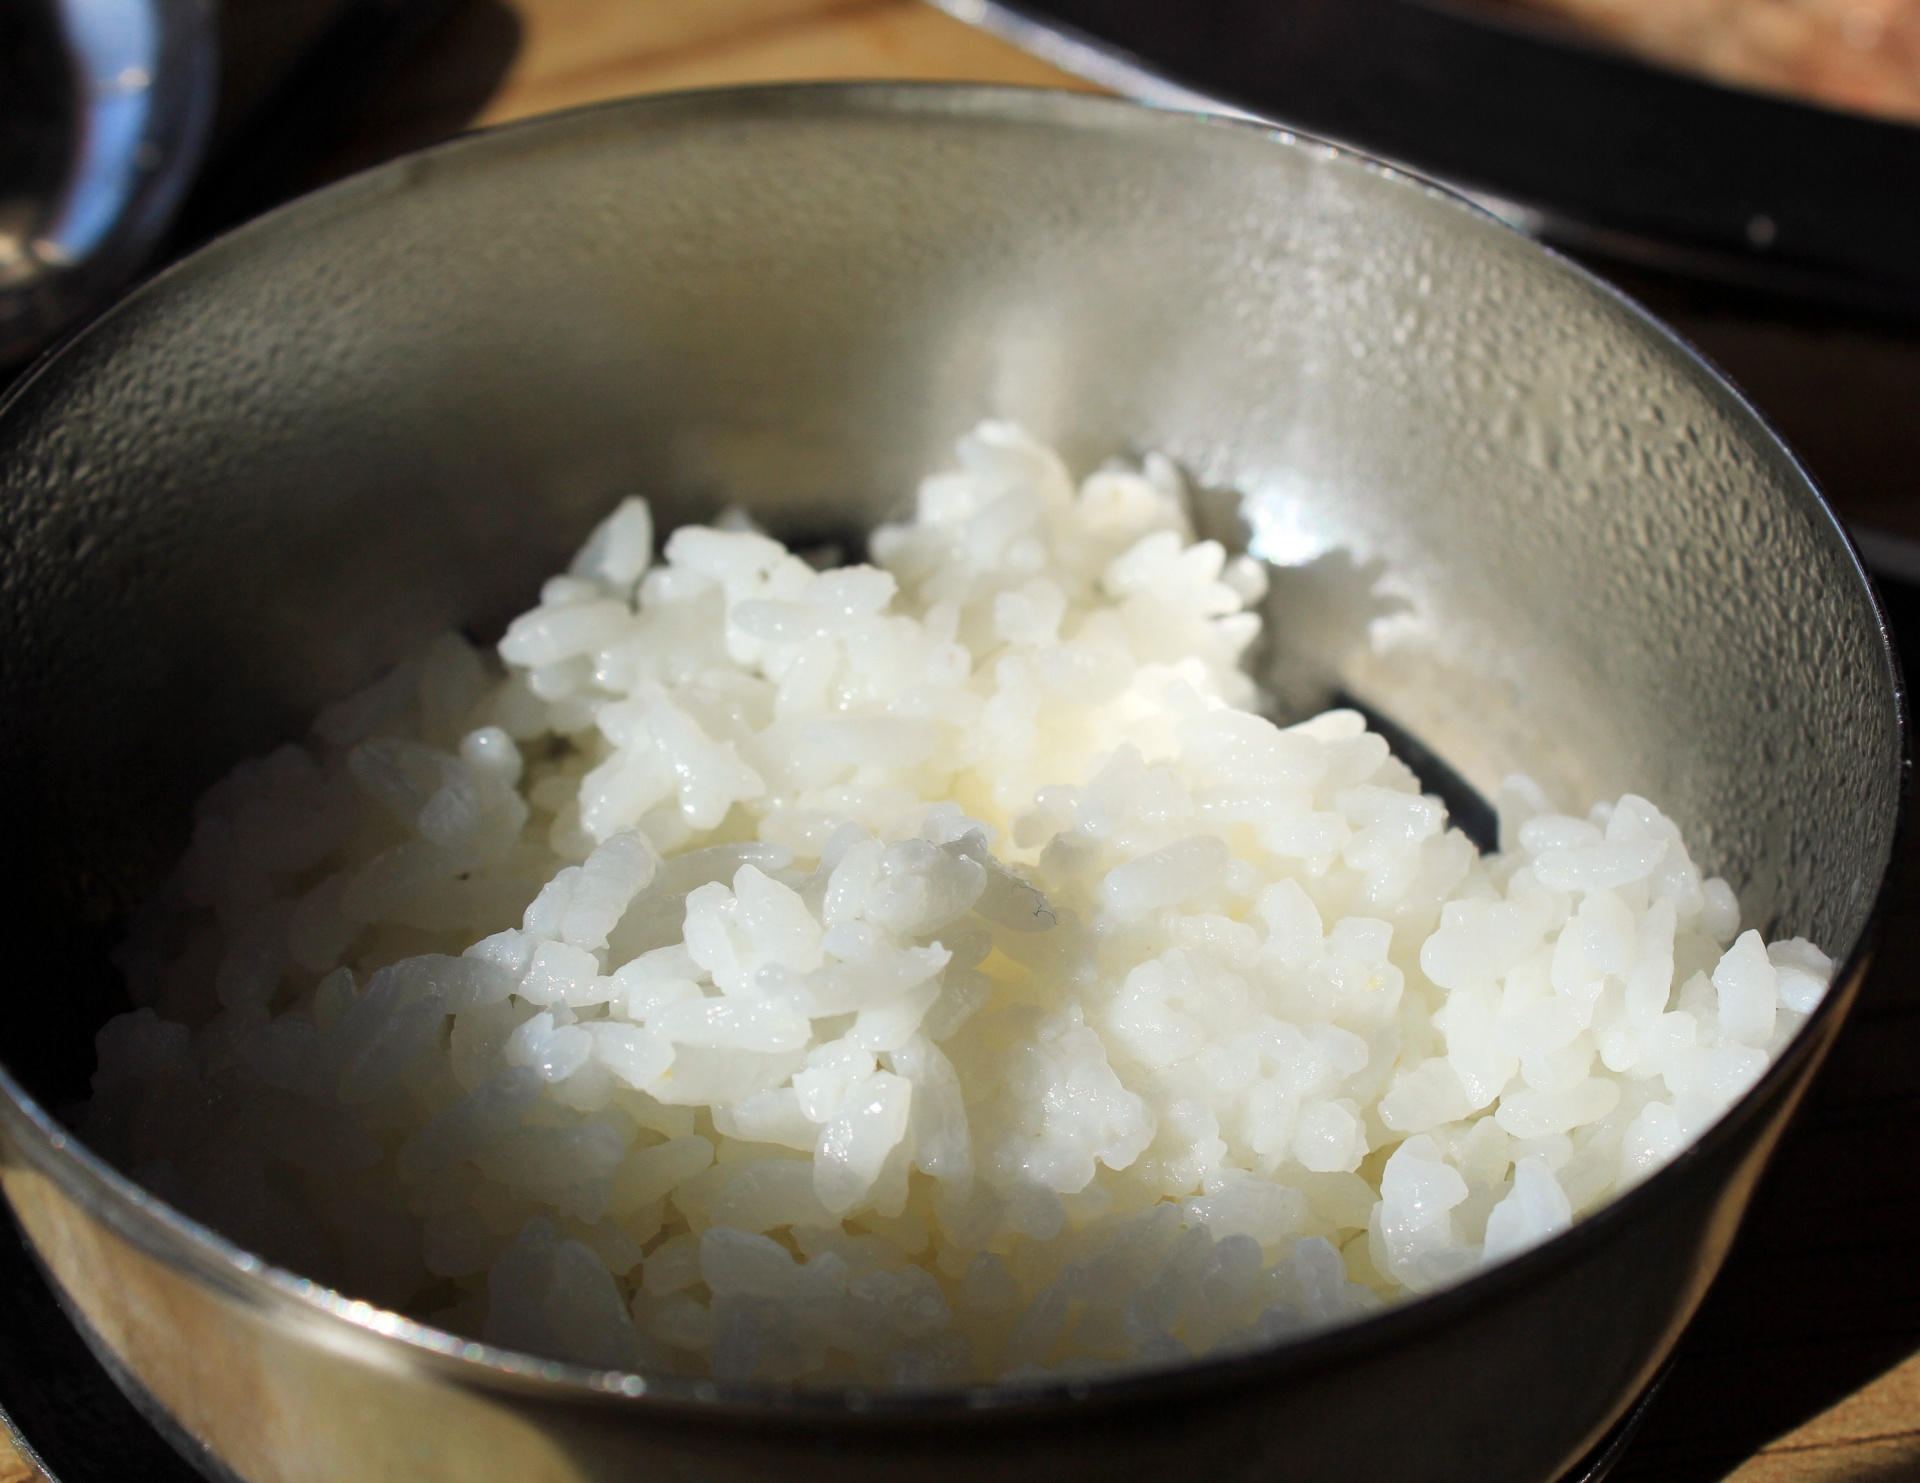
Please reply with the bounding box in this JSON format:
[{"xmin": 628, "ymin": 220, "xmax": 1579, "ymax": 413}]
[{"xmin": 82, "ymin": 422, "xmax": 1833, "ymax": 1386}]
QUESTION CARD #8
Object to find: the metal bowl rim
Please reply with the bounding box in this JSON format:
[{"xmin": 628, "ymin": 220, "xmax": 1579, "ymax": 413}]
[{"xmin": 0, "ymin": 78, "xmax": 1905, "ymax": 1421}]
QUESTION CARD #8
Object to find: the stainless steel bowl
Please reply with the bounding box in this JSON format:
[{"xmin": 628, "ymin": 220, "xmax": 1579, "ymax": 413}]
[{"xmin": 0, "ymin": 84, "xmax": 1901, "ymax": 1483}]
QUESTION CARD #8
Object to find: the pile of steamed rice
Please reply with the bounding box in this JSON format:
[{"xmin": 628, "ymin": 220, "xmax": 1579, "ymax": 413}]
[{"xmin": 83, "ymin": 423, "xmax": 1834, "ymax": 1387}]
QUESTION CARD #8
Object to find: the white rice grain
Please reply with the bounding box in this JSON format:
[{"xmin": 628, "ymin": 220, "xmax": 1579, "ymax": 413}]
[{"xmin": 83, "ymin": 421, "xmax": 1834, "ymax": 1387}]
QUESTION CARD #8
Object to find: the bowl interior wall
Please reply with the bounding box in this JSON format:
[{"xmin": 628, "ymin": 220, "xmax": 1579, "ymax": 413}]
[{"xmin": 0, "ymin": 87, "xmax": 1899, "ymax": 1112}]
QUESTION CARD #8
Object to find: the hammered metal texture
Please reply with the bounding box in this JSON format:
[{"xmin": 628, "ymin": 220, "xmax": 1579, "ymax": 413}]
[{"xmin": 0, "ymin": 86, "xmax": 1899, "ymax": 1483}]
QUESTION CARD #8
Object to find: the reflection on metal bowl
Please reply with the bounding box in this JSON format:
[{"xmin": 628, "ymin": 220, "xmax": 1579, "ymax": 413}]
[{"xmin": 0, "ymin": 84, "xmax": 1902, "ymax": 1483}]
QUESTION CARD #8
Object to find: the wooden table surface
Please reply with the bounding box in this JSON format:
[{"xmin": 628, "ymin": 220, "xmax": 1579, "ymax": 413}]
[{"xmin": 5, "ymin": 4, "xmax": 1916, "ymax": 1480}]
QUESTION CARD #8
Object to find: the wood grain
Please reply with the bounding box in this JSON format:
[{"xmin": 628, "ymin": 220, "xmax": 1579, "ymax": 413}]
[
  {"xmin": 1480, "ymin": 0, "xmax": 1920, "ymax": 124},
  {"xmin": 1734, "ymin": 1354, "xmax": 1920, "ymax": 1478},
  {"xmin": 476, "ymin": 0, "xmax": 1097, "ymax": 127},
  {"xmin": 313, "ymin": 0, "xmax": 1093, "ymax": 190},
  {"xmin": 1723, "ymin": 1353, "xmax": 1920, "ymax": 1480}
]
